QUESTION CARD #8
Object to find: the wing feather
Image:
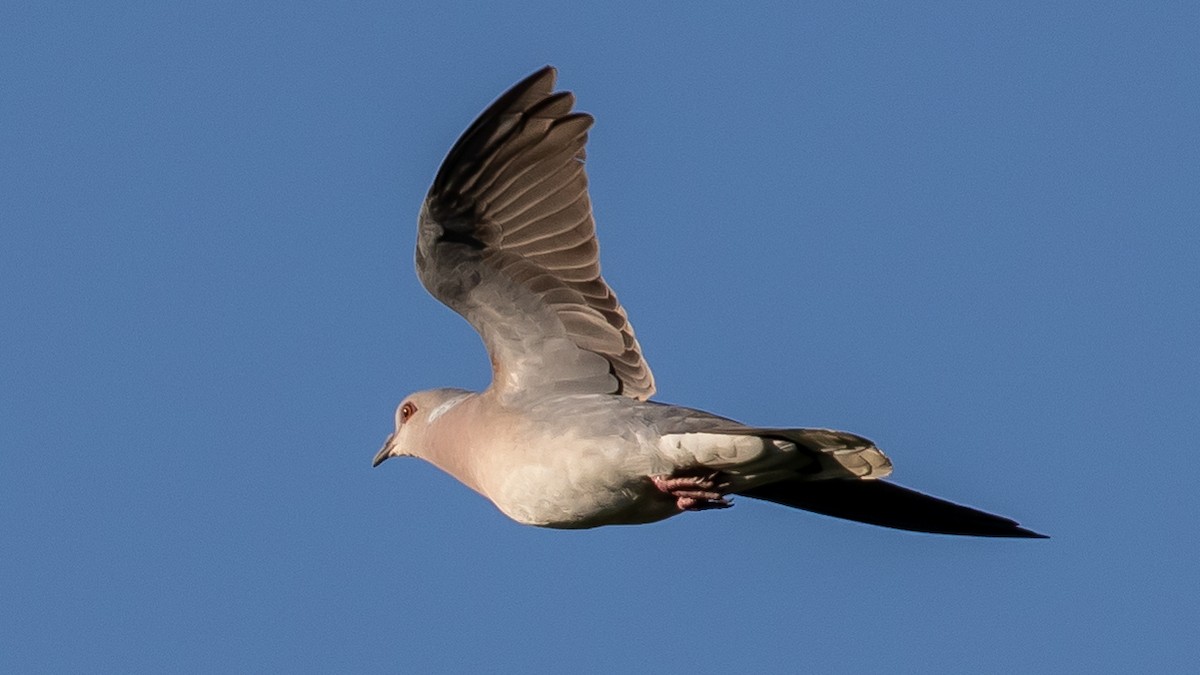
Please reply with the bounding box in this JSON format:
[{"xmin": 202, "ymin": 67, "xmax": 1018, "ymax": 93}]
[{"xmin": 416, "ymin": 67, "xmax": 654, "ymax": 400}]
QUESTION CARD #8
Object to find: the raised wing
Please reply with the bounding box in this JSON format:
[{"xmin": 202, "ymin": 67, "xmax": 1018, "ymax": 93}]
[{"xmin": 415, "ymin": 67, "xmax": 655, "ymax": 401}]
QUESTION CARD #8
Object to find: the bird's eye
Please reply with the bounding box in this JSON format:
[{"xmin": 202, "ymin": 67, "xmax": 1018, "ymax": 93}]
[{"xmin": 400, "ymin": 402, "xmax": 417, "ymax": 423}]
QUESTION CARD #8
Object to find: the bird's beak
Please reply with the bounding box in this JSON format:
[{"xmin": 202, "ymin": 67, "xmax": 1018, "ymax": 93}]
[{"xmin": 372, "ymin": 433, "xmax": 395, "ymax": 467}]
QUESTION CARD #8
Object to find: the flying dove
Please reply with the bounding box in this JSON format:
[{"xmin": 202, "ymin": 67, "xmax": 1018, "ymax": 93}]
[{"xmin": 373, "ymin": 67, "xmax": 1045, "ymax": 538}]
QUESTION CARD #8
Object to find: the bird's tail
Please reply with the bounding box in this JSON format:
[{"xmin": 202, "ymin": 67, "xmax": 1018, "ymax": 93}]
[
  {"xmin": 661, "ymin": 426, "xmax": 892, "ymax": 486},
  {"xmin": 739, "ymin": 478, "xmax": 1047, "ymax": 538},
  {"xmin": 740, "ymin": 427, "xmax": 893, "ymax": 479}
]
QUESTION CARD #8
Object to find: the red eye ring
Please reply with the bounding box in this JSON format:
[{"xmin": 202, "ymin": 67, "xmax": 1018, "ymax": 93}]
[{"xmin": 400, "ymin": 401, "xmax": 417, "ymax": 423}]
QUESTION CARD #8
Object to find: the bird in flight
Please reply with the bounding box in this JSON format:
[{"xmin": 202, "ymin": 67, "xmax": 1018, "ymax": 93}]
[{"xmin": 373, "ymin": 66, "xmax": 1045, "ymax": 538}]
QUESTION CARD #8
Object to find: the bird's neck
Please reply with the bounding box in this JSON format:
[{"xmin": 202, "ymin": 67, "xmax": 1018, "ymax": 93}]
[{"xmin": 419, "ymin": 393, "xmax": 487, "ymax": 495}]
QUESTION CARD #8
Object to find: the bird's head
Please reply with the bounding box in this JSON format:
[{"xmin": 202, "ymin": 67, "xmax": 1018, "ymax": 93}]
[{"xmin": 372, "ymin": 388, "xmax": 472, "ymax": 467}]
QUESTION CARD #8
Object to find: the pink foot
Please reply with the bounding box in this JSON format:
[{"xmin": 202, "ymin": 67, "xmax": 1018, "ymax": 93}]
[{"xmin": 651, "ymin": 471, "xmax": 733, "ymax": 511}]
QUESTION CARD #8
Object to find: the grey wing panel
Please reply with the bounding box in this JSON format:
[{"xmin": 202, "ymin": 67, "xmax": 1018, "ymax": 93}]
[{"xmin": 416, "ymin": 66, "xmax": 655, "ymax": 400}]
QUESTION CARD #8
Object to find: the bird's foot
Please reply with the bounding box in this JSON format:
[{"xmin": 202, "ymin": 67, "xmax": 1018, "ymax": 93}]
[{"xmin": 651, "ymin": 470, "xmax": 733, "ymax": 511}]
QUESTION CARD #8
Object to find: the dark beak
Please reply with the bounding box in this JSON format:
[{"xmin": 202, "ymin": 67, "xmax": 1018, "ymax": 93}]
[{"xmin": 372, "ymin": 434, "xmax": 395, "ymax": 467}]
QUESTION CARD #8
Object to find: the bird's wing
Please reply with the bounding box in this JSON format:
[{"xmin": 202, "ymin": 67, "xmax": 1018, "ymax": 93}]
[
  {"xmin": 739, "ymin": 479, "xmax": 1048, "ymax": 538},
  {"xmin": 416, "ymin": 66, "xmax": 654, "ymax": 401}
]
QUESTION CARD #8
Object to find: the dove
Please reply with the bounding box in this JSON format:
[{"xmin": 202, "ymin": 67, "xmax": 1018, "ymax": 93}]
[{"xmin": 373, "ymin": 66, "xmax": 1045, "ymax": 538}]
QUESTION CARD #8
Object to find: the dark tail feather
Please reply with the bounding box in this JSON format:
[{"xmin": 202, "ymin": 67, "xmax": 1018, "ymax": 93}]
[{"xmin": 739, "ymin": 479, "xmax": 1047, "ymax": 538}]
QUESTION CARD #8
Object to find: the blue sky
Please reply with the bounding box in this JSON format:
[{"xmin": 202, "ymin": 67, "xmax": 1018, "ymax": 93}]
[{"xmin": 3, "ymin": 2, "xmax": 1197, "ymax": 672}]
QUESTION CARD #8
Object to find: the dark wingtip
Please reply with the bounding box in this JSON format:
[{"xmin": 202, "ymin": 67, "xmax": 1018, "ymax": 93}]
[
  {"xmin": 429, "ymin": 66, "xmax": 564, "ymax": 204},
  {"xmin": 740, "ymin": 478, "xmax": 1048, "ymax": 539},
  {"xmin": 512, "ymin": 65, "xmax": 557, "ymax": 92},
  {"xmin": 966, "ymin": 524, "xmax": 1049, "ymax": 539}
]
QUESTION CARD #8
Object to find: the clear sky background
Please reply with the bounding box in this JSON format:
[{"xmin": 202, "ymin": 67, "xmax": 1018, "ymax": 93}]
[{"xmin": 3, "ymin": 2, "xmax": 1197, "ymax": 673}]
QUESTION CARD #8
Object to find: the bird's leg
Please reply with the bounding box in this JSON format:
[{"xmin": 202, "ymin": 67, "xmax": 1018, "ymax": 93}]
[{"xmin": 651, "ymin": 470, "xmax": 733, "ymax": 511}]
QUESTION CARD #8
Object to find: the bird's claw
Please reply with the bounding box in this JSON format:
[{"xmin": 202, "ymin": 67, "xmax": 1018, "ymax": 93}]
[{"xmin": 651, "ymin": 471, "xmax": 733, "ymax": 511}]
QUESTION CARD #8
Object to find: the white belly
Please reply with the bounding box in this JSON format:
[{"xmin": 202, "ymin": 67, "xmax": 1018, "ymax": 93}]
[{"xmin": 479, "ymin": 439, "xmax": 679, "ymax": 528}]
